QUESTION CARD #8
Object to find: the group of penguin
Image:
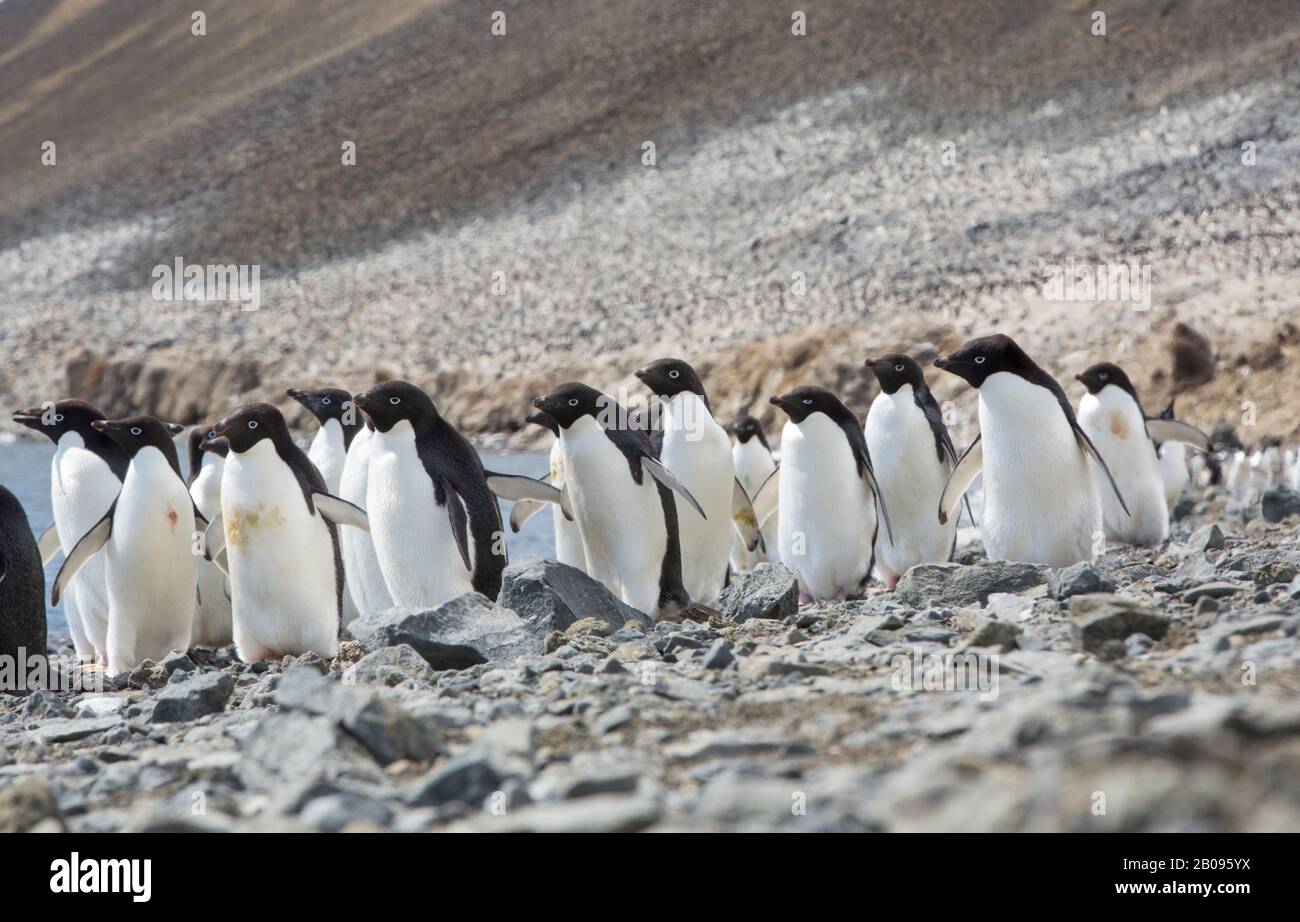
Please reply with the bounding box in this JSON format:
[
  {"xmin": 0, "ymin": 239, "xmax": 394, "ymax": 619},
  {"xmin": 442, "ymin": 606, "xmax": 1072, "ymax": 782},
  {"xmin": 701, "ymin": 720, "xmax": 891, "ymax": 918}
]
[{"xmin": 4, "ymin": 331, "xmax": 1218, "ymax": 678}]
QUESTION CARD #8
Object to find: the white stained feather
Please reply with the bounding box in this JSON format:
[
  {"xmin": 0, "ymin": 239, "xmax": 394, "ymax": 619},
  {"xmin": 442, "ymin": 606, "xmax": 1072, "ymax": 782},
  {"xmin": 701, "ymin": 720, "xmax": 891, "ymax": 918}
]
[
  {"xmin": 1077, "ymin": 384, "xmax": 1168, "ymax": 547},
  {"xmin": 729, "ymin": 435, "xmax": 776, "ymax": 572}
]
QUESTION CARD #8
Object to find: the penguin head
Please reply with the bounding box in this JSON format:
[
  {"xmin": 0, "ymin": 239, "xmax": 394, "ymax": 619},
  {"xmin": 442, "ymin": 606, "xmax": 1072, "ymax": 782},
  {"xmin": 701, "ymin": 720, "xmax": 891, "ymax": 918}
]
[
  {"xmin": 727, "ymin": 415, "xmax": 768, "ymax": 449},
  {"xmin": 934, "ymin": 334, "xmax": 1026, "ymax": 388},
  {"xmin": 864, "ymin": 354, "xmax": 926, "ymax": 395},
  {"xmin": 1075, "ymin": 362, "xmax": 1138, "ymax": 404},
  {"xmin": 287, "ymin": 387, "xmax": 356, "ymax": 426},
  {"xmin": 190, "ymin": 424, "xmax": 230, "ymax": 460},
  {"xmin": 205, "ymin": 403, "xmax": 290, "ymax": 454},
  {"xmin": 352, "ymin": 380, "xmax": 437, "ymax": 433},
  {"xmin": 525, "ymin": 411, "xmax": 560, "ymax": 436},
  {"xmin": 533, "ymin": 382, "xmax": 607, "ymax": 429},
  {"xmin": 768, "ymin": 386, "xmax": 842, "ymax": 425},
  {"xmin": 634, "ymin": 358, "xmax": 708, "ymax": 405},
  {"xmin": 90, "ymin": 416, "xmax": 185, "ymax": 458},
  {"xmin": 12, "ymin": 399, "xmax": 109, "ymax": 444}
]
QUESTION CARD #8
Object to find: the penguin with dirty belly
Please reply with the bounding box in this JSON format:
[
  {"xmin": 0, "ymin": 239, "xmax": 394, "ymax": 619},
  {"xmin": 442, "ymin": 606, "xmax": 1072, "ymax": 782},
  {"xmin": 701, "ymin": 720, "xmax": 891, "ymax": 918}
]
[{"xmin": 52, "ymin": 417, "xmax": 199, "ymax": 677}]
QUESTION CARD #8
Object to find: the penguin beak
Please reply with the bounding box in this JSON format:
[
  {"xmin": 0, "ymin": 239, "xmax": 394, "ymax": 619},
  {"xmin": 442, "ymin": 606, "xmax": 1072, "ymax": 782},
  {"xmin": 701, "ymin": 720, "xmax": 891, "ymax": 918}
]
[
  {"xmin": 11, "ymin": 407, "xmax": 44, "ymax": 431},
  {"xmin": 352, "ymin": 392, "xmax": 373, "ymax": 412},
  {"xmin": 89, "ymin": 420, "xmax": 108, "ymax": 432},
  {"xmin": 166, "ymin": 423, "xmax": 185, "ymax": 436},
  {"xmin": 1074, "ymin": 373, "xmax": 1086, "ymax": 383},
  {"xmin": 768, "ymin": 395, "xmax": 788, "ymax": 413},
  {"xmin": 199, "ymin": 419, "xmax": 228, "ymax": 451},
  {"xmin": 531, "ymin": 395, "xmax": 549, "ymax": 412},
  {"xmin": 933, "ymin": 355, "xmax": 952, "ymax": 370},
  {"xmin": 863, "ymin": 358, "xmax": 880, "ymax": 369}
]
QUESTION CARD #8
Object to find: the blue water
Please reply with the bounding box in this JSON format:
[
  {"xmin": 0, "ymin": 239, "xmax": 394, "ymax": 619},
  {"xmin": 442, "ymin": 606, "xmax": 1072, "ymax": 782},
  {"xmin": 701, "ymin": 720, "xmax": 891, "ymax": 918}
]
[{"xmin": 0, "ymin": 440, "xmax": 556, "ymax": 632}]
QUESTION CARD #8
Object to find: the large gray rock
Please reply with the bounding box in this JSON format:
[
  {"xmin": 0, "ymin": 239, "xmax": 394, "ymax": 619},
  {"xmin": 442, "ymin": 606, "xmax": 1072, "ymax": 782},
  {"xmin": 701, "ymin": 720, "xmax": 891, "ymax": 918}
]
[
  {"xmin": 1069, "ymin": 594, "xmax": 1171, "ymax": 655},
  {"xmin": 237, "ymin": 712, "xmax": 374, "ymax": 790},
  {"xmin": 497, "ymin": 557, "xmax": 654, "ymax": 635},
  {"xmin": 350, "ymin": 593, "xmax": 542, "ymax": 669},
  {"xmin": 1048, "ymin": 562, "xmax": 1116, "ymax": 600},
  {"xmin": 895, "ymin": 561, "xmax": 1048, "ymax": 608},
  {"xmin": 1261, "ymin": 489, "xmax": 1300, "ymax": 523},
  {"xmin": 721, "ymin": 563, "xmax": 799, "ymax": 622},
  {"xmin": 406, "ymin": 719, "xmax": 535, "ymax": 808},
  {"xmin": 275, "ymin": 667, "xmax": 441, "ymax": 765},
  {"xmin": 343, "ymin": 644, "xmax": 436, "ymax": 688},
  {"xmin": 151, "ymin": 671, "xmax": 234, "ymax": 723}
]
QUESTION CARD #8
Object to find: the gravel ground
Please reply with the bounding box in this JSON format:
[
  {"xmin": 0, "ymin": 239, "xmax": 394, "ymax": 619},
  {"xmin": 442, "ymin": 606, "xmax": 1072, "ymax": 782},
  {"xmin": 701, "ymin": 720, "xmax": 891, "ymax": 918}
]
[{"xmin": 3, "ymin": 493, "xmax": 1298, "ymax": 833}]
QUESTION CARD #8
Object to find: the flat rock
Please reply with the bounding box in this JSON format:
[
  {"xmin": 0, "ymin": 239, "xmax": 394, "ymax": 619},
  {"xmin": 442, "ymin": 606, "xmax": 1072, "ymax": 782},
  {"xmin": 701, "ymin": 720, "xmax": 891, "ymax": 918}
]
[
  {"xmin": 1048, "ymin": 562, "xmax": 1116, "ymax": 600},
  {"xmin": 720, "ymin": 563, "xmax": 799, "ymax": 622},
  {"xmin": 497, "ymin": 557, "xmax": 653, "ymax": 635},
  {"xmin": 342, "ymin": 644, "xmax": 436, "ymax": 688},
  {"xmin": 350, "ymin": 593, "xmax": 542, "ymax": 670},
  {"xmin": 152, "ymin": 671, "xmax": 234, "ymax": 723},
  {"xmin": 1069, "ymin": 594, "xmax": 1171, "ymax": 655},
  {"xmin": 896, "ymin": 561, "xmax": 1048, "ymax": 608}
]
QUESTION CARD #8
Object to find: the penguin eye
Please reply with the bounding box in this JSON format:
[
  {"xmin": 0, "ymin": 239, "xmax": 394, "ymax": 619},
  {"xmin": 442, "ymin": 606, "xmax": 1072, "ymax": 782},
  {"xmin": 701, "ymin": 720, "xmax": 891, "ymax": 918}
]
[
  {"xmin": 248, "ymin": 420, "xmax": 259, "ymax": 430},
  {"xmin": 208, "ymin": 431, "xmax": 217, "ymax": 440},
  {"xmin": 389, "ymin": 397, "xmax": 400, "ymax": 406},
  {"xmin": 974, "ymin": 356, "xmax": 986, "ymax": 365},
  {"xmin": 55, "ymin": 414, "xmax": 64, "ymax": 423},
  {"xmin": 322, "ymin": 396, "xmax": 332, "ymax": 405},
  {"xmin": 130, "ymin": 427, "xmax": 142, "ymax": 436},
  {"xmin": 1099, "ymin": 372, "xmax": 1109, "ymax": 380},
  {"xmin": 894, "ymin": 364, "xmax": 904, "ymax": 372},
  {"xmin": 668, "ymin": 370, "xmax": 680, "ymax": 379},
  {"xmin": 802, "ymin": 398, "xmax": 813, "ymax": 405},
  {"xmin": 568, "ymin": 398, "xmax": 579, "ymax": 407}
]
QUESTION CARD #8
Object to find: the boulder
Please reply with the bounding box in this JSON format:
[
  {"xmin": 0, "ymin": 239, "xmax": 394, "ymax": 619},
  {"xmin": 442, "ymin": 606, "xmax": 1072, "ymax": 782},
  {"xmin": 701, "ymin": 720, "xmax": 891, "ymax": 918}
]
[
  {"xmin": 497, "ymin": 557, "xmax": 653, "ymax": 635},
  {"xmin": 720, "ymin": 563, "xmax": 799, "ymax": 622},
  {"xmin": 350, "ymin": 593, "xmax": 542, "ymax": 669},
  {"xmin": 896, "ymin": 561, "xmax": 1048, "ymax": 608},
  {"xmin": 151, "ymin": 671, "xmax": 234, "ymax": 723},
  {"xmin": 1069, "ymin": 594, "xmax": 1170, "ymax": 655}
]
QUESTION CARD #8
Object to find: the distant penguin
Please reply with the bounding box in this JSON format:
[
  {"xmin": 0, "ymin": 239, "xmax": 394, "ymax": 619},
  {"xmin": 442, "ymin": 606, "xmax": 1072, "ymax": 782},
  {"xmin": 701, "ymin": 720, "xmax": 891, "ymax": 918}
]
[
  {"xmin": 13, "ymin": 400, "xmax": 127, "ymax": 662},
  {"xmin": 634, "ymin": 358, "xmax": 761, "ymax": 606},
  {"xmin": 1076, "ymin": 363, "xmax": 1212, "ymax": 547},
  {"xmin": 353, "ymin": 381, "xmax": 513, "ymax": 608},
  {"xmin": 288, "ymin": 387, "xmax": 361, "ymax": 494},
  {"xmin": 863, "ymin": 354, "xmax": 962, "ymax": 589},
  {"xmin": 337, "ymin": 422, "xmax": 394, "ymax": 618},
  {"xmin": 765, "ymin": 386, "xmax": 891, "ymax": 602},
  {"xmin": 532, "ymin": 382, "xmax": 717, "ymax": 620},
  {"xmin": 727, "ymin": 415, "xmax": 776, "ymax": 573},
  {"xmin": 52, "ymin": 417, "xmax": 197, "ymax": 676},
  {"xmin": 187, "ymin": 426, "xmax": 232, "ymax": 647},
  {"xmin": 1152, "ymin": 400, "xmax": 1190, "ymax": 507},
  {"xmin": 934, "ymin": 335, "xmax": 1130, "ymax": 567},
  {"xmin": 0, "ymin": 485, "xmax": 47, "ymax": 670},
  {"xmin": 511, "ymin": 411, "xmax": 589, "ymax": 572},
  {"xmin": 202, "ymin": 404, "xmax": 363, "ymax": 662}
]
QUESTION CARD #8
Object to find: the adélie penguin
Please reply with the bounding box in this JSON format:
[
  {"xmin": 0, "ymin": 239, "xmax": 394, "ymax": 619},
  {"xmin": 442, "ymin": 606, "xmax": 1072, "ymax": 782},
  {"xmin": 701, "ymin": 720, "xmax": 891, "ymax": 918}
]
[
  {"xmin": 1075, "ymin": 362, "xmax": 1212, "ymax": 547},
  {"xmin": 727, "ymin": 415, "xmax": 776, "ymax": 573},
  {"xmin": 287, "ymin": 387, "xmax": 361, "ymax": 494},
  {"xmin": 337, "ymin": 422, "xmax": 394, "ymax": 618},
  {"xmin": 764, "ymin": 386, "xmax": 892, "ymax": 602},
  {"xmin": 508, "ymin": 411, "xmax": 589, "ymax": 573},
  {"xmin": 863, "ymin": 354, "xmax": 964, "ymax": 589},
  {"xmin": 531, "ymin": 382, "xmax": 718, "ymax": 621},
  {"xmin": 633, "ymin": 358, "xmax": 763, "ymax": 605},
  {"xmin": 0, "ymin": 485, "xmax": 47, "ymax": 667},
  {"xmin": 52, "ymin": 417, "xmax": 198, "ymax": 677},
  {"xmin": 13, "ymin": 400, "xmax": 128, "ymax": 663},
  {"xmin": 201, "ymin": 404, "xmax": 366, "ymax": 663},
  {"xmin": 1153, "ymin": 401, "xmax": 1191, "ymax": 506},
  {"xmin": 187, "ymin": 425, "xmax": 232, "ymax": 647},
  {"xmin": 933, "ymin": 334, "xmax": 1130, "ymax": 566}
]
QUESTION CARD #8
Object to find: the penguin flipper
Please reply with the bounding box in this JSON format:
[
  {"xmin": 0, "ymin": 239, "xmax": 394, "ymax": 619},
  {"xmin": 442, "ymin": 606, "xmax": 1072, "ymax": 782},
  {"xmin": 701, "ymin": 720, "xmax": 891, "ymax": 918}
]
[
  {"xmin": 730, "ymin": 478, "xmax": 765, "ymax": 553},
  {"xmin": 508, "ymin": 498, "xmax": 547, "ymax": 533},
  {"xmin": 52, "ymin": 501, "xmax": 115, "ymax": 607},
  {"xmin": 938, "ymin": 435, "xmax": 982, "ymax": 526},
  {"xmin": 211, "ymin": 547, "xmax": 229, "ymax": 577},
  {"xmin": 204, "ymin": 513, "xmax": 225, "ymax": 562},
  {"xmin": 444, "ymin": 488, "xmax": 473, "ymax": 573},
  {"xmin": 639, "ymin": 456, "xmax": 706, "ymax": 520},
  {"xmin": 559, "ymin": 484, "xmax": 574, "ymax": 522},
  {"xmin": 313, "ymin": 493, "xmax": 370, "ymax": 531},
  {"xmin": 484, "ymin": 471, "xmax": 564, "ymax": 505},
  {"xmin": 751, "ymin": 466, "xmax": 779, "ymax": 528},
  {"xmin": 38, "ymin": 523, "xmax": 62, "ymax": 566},
  {"xmin": 1145, "ymin": 418, "xmax": 1213, "ymax": 452},
  {"xmin": 1071, "ymin": 428, "xmax": 1132, "ymax": 516}
]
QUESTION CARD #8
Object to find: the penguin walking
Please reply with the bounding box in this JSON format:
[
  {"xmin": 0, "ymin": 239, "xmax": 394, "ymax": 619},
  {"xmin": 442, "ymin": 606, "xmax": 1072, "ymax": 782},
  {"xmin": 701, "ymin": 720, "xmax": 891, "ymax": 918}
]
[
  {"xmin": 727, "ymin": 415, "xmax": 776, "ymax": 573},
  {"xmin": 1075, "ymin": 363, "xmax": 1212, "ymax": 546},
  {"xmin": 288, "ymin": 387, "xmax": 361, "ymax": 494},
  {"xmin": 187, "ymin": 425, "xmax": 233, "ymax": 647},
  {"xmin": 13, "ymin": 400, "xmax": 127, "ymax": 663},
  {"xmin": 509, "ymin": 411, "xmax": 589, "ymax": 573},
  {"xmin": 532, "ymin": 382, "xmax": 717, "ymax": 620},
  {"xmin": 634, "ymin": 359, "xmax": 762, "ymax": 605},
  {"xmin": 52, "ymin": 417, "xmax": 198, "ymax": 676},
  {"xmin": 337, "ymin": 422, "xmax": 394, "ymax": 618},
  {"xmin": 766, "ymin": 386, "xmax": 891, "ymax": 602},
  {"xmin": 934, "ymin": 335, "xmax": 1131, "ymax": 566},
  {"xmin": 0, "ymin": 486, "xmax": 47, "ymax": 669},
  {"xmin": 1153, "ymin": 401, "xmax": 1191, "ymax": 506},
  {"xmin": 202, "ymin": 404, "xmax": 365, "ymax": 663},
  {"xmin": 863, "ymin": 355, "xmax": 963, "ymax": 589}
]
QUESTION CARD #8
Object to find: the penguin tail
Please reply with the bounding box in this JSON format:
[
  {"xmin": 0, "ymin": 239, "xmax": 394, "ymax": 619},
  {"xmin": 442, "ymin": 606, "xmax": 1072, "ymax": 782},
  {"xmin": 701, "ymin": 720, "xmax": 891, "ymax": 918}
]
[{"xmin": 680, "ymin": 600, "xmax": 721, "ymax": 624}]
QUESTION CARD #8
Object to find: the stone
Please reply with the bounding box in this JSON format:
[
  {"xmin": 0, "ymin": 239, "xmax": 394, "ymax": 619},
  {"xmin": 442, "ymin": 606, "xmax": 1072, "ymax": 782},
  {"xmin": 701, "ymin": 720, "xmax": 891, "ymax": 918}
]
[
  {"xmin": 238, "ymin": 713, "xmax": 373, "ymax": 789},
  {"xmin": 1125, "ymin": 633, "xmax": 1154, "ymax": 657},
  {"xmin": 450, "ymin": 795, "xmax": 661, "ymax": 833},
  {"xmin": 1069, "ymin": 595, "xmax": 1170, "ymax": 654},
  {"xmin": 1048, "ymin": 562, "xmax": 1117, "ymax": 600},
  {"xmin": 159, "ymin": 650, "xmax": 195, "ymax": 676},
  {"xmin": 895, "ymin": 561, "xmax": 1048, "ymax": 608},
  {"xmin": 702, "ymin": 639, "xmax": 734, "ymax": 669},
  {"xmin": 21, "ymin": 690, "xmax": 72, "ymax": 719},
  {"xmin": 1181, "ymin": 582, "xmax": 1243, "ymax": 603},
  {"xmin": 342, "ymin": 644, "xmax": 436, "ymax": 688},
  {"xmin": 0, "ymin": 778, "xmax": 64, "ymax": 833},
  {"xmin": 406, "ymin": 721, "xmax": 534, "ymax": 808},
  {"xmin": 350, "ymin": 593, "xmax": 543, "ymax": 670},
  {"xmin": 1261, "ymin": 489, "xmax": 1300, "ymax": 523},
  {"xmin": 1189, "ymin": 524, "xmax": 1226, "ymax": 552},
  {"xmin": 299, "ymin": 793, "xmax": 394, "ymax": 832},
  {"xmin": 36, "ymin": 716, "xmax": 123, "ymax": 744},
  {"xmin": 965, "ymin": 616, "xmax": 1022, "ymax": 651},
  {"xmin": 497, "ymin": 557, "xmax": 654, "ymax": 635},
  {"xmin": 591, "ymin": 704, "xmax": 633, "ymax": 735},
  {"xmin": 151, "ymin": 671, "xmax": 234, "ymax": 723},
  {"xmin": 720, "ymin": 563, "xmax": 799, "ymax": 622}
]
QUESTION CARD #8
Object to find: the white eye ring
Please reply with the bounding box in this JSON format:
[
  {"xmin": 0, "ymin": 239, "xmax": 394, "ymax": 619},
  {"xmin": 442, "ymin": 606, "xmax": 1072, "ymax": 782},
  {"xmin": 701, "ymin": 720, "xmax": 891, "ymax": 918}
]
[
  {"xmin": 802, "ymin": 398, "xmax": 813, "ymax": 405},
  {"xmin": 894, "ymin": 364, "xmax": 904, "ymax": 372},
  {"xmin": 55, "ymin": 414, "xmax": 64, "ymax": 423},
  {"xmin": 208, "ymin": 431, "xmax": 217, "ymax": 439},
  {"xmin": 249, "ymin": 420, "xmax": 259, "ymax": 430},
  {"xmin": 130, "ymin": 427, "xmax": 142, "ymax": 436},
  {"xmin": 668, "ymin": 370, "xmax": 680, "ymax": 379},
  {"xmin": 1099, "ymin": 372, "xmax": 1109, "ymax": 379},
  {"xmin": 389, "ymin": 397, "xmax": 400, "ymax": 405},
  {"xmin": 568, "ymin": 398, "xmax": 579, "ymax": 407},
  {"xmin": 974, "ymin": 356, "xmax": 986, "ymax": 365},
  {"xmin": 322, "ymin": 396, "xmax": 332, "ymax": 405}
]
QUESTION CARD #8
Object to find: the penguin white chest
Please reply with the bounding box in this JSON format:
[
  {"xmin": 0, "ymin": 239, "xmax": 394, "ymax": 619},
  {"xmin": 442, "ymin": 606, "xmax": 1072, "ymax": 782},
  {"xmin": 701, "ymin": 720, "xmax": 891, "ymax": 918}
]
[
  {"xmin": 308, "ymin": 418, "xmax": 348, "ymax": 493},
  {"xmin": 338, "ymin": 427, "xmax": 394, "ymax": 614},
  {"xmin": 1078, "ymin": 387, "xmax": 1167, "ymax": 546},
  {"xmin": 548, "ymin": 437, "xmax": 588, "ymax": 572},
  {"xmin": 730, "ymin": 437, "xmax": 776, "ymax": 571},
  {"xmin": 51, "ymin": 435, "xmax": 119, "ymax": 657}
]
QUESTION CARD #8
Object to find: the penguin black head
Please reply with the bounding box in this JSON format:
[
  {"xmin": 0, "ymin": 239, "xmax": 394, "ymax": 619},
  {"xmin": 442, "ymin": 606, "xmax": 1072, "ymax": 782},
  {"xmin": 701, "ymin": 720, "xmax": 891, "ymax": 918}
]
[
  {"xmin": 934, "ymin": 334, "xmax": 1034, "ymax": 389},
  {"xmin": 634, "ymin": 358, "xmax": 709, "ymax": 406},
  {"xmin": 768, "ymin": 386, "xmax": 844, "ymax": 425},
  {"xmin": 533, "ymin": 382, "xmax": 608, "ymax": 429},
  {"xmin": 187, "ymin": 424, "xmax": 228, "ymax": 483},
  {"xmin": 865, "ymin": 354, "xmax": 927, "ymax": 395},
  {"xmin": 12, "ymin": 399, "xmax": 110, "ymax": 443},
  {"xmin": 525, "ymin": 410, "xmax": 560, "ymax": 436},
  {"xmin": 205, "ymin": 403, "xmax": 293, "ymax": 454},
  {"xmin": 727, "ymin": 415, "xmax": 769, "ymax": 450},
  {"xmin": 91, "ymin": 416, "xmax": 184, "ymax": 463},
  {"xmin": 1076, "ymin": 362, "xmax": 1140, "ymax": 404},
  {"xmin": 352, "ymin": 380, "xmax": 438, "ymax": 433},
  {"xmin": 287, "ymin": 387, "xmax": 357, "ymax": 426}
]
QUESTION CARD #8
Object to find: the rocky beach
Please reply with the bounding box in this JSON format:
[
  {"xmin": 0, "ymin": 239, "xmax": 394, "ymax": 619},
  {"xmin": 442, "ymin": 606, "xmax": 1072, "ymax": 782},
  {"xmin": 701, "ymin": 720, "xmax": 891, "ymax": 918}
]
[{"xmin": 3, "ymin": 489, "xmax": 1298, "ymax": 833}]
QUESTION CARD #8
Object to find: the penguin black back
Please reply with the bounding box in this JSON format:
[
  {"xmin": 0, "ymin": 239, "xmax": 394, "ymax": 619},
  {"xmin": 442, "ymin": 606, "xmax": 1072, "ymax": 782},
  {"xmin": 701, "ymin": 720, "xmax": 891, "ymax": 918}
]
[{"xmin": 0, "ymin": 486, "xmax": 47, "ymax": 669}]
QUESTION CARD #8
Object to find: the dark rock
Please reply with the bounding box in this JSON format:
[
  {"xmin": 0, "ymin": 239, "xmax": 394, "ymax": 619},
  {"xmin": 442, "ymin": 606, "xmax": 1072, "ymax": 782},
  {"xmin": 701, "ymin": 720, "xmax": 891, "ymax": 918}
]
[
  {"xmin": 1049, "ymin": 562, "xmax": 1117, "ymax": 600},
  {"xmin": 720, "ymin": 563, "xmax": 799, "ymax": 622},
  {"xmin": 350, "ymin": 593, "xmax": 542, "ymax": 670},
  {"xmin": 497, "ymin": 557, "xmax": 654, "ymax": 636},
  {"xmin": 342, "ymin": 644, "xmax": 436, "ymax": 688},
  {"xmin": 151, "ymin": 671, "xmax": 233, "ymax": 723},
  {"xmin": 1125, "ymin": 633, "xmax": 1154, "ymax": 656},
  {"xmin": 127, "ymin": 659, "xmax": 168, "ymax": 689},
  {"xmin": 1189, "ymin": 524, "xmax": 1226, "ymax": 552},
  {"xmin": 1261, "ymin": 489, "xmax": 1300, "ymax": 523},
  {"xmin": 21, "ymin": 690, "xmax": 72, "ymax": 720},
  {"xmin": 702, "ymin": 639, "xmax": 734, "ymax": 669},
  {"xmin": 1195, "ymin": 596, "xmax": 1220, "ymax": 616},
  {"xmin": 406, "ymin": 720, "xmax": 533, "ymax": 808},
  {"xmin": 159, "ymin": 650, "xmax": 195, "ymax": 676},
  {"xmin": 1182, "ymin": 582, "xmax": 1243, "ymax": 603},
  {"xmin": 595, "ymin": 656, "xmax": 627, "ymax": 675},
  {"xmin": 238, "ymin": 712, "xmax": 373, "ymax": 789},
  {"xmin": 36, "ymin": 715, "xmax": 123, "ymax": 744},
  {"xmin": 300, "ymin": 793, "xmax": 394, "ymax": 831},
  {"xmin": 1069, "ymin": 595, "xmax": 1170, "ymax": 654},
  {"xmin": 965, "ymin": 617, "xmax": 1022, "ymax": 651},
  {"xmin": 896, "ymin": 561, "xmax": 1048, "ymax": 608}
]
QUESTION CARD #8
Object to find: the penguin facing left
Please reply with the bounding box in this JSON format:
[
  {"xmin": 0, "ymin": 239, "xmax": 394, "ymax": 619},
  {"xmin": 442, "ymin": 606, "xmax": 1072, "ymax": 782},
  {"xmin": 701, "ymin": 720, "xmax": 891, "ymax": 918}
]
[
  {"xmin": 288, "ymin": 387, "xmax": 361, "ymax": 494},
  {"xmin": 0, "ymin": 485, "xmax": 47, "ymax": 671},
  {"xmin": 52, "ymin": 417, "xmax": 198, "ymax": 676},
  {"xmin": 508, "ymin": 411, "xmax": 589, "ymax": 573},
  {"xmin": 187, "ymin": 425, "xmax": 232, "ymax": 647}
]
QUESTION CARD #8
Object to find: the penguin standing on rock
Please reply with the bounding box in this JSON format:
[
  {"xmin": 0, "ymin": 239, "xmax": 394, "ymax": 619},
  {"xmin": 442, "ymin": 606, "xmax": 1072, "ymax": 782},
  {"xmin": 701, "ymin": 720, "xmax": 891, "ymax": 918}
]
[
  {"xmin": 863, "ymin": 354, "xmax": 964, "ymax": 589},
  {"xmin": 52, "ymin": 417, "xmax": 198, "ymax": 677},
  {"xmin": 0, "ymin": 486, "xmax": 47, "ymax": 670},
  {"xmin": 187, "ymin": 425, "xmax": 232, "ymax": 647},
  {"xmin": 934, "ymin": 334, "xmax": 1130, "ymax": 566},
  {"xmin": 288, "ymin": 387, "xmax": 362, "ymax": 494},
  {"xmin": 532, "ymin": 382, "xmax": 718, "ymax": 621},
  {"xmin": 763, "ymin": 386, "xmax": 891, "ymax": 602},
  {"xmin": 727, "ymin": 416, "xmax": 776, "ymax": 573}
]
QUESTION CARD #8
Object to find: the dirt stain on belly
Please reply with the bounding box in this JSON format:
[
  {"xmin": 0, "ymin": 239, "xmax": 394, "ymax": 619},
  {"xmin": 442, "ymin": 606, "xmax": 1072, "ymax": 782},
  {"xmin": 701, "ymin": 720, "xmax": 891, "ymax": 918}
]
[
  {"xmin": 1109, "ymin": 411, "xmax": 1129, "ymax": 439},
  {"xmin": 165, "ymin": 503, "xmax": 179, "ymax": 532},
  {"xmin": 226, "ymin": 503, "xmax": 286, "ymax": 548}
]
